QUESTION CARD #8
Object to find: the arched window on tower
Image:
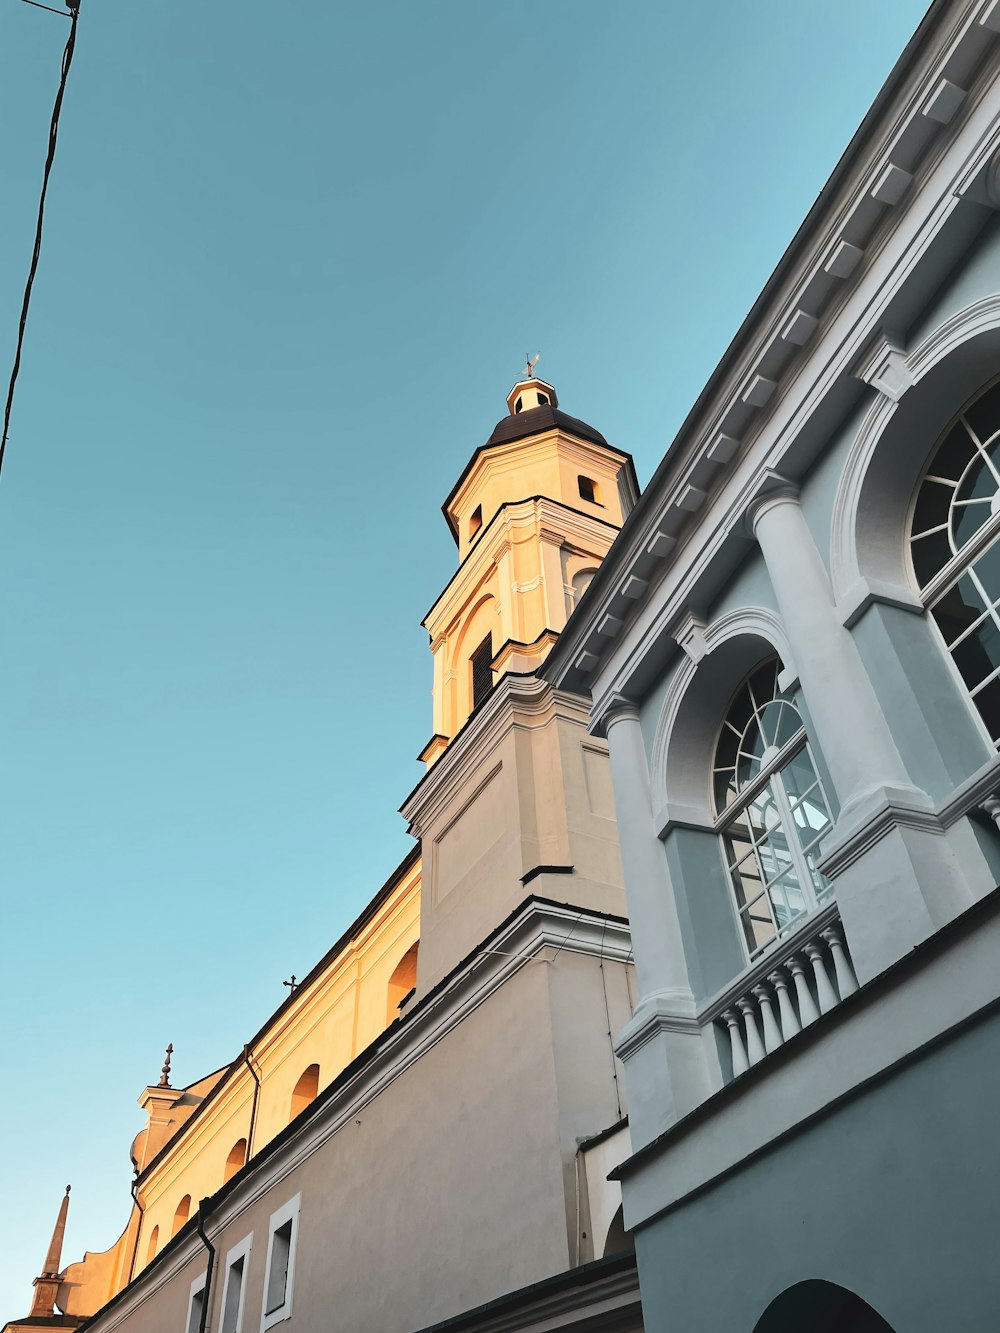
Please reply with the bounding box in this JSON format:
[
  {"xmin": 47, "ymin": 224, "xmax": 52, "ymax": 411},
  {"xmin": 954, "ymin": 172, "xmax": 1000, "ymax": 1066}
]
[
  {"xmin": 470, "ymin": 633, "xmax": 494, "ymax": 710},
  {"xmin": 714, "ymin": 657, "xmax": 833, "ymax": 960},
  {"xmin": 469, "ymin": 505, "xmax": 483, "ymax": 541},
  {"xmin": 578, "ymin": 475, "xmax": 598, "ymax": 504},
  {"xmin": 145, "ymin": 1225, "xmax": 159, "ymax": 1264},
  {"xmin": 386, "ymin": 942, "xmax": 418, "ymax": 1024},
  {"xmin": 289, "ymin": 1064, "xmax": 319, "ymax": 1122},
  {"xmin": 570, "ymin": 568, "xmax": 598, "ymax": 610},
  {"xmin": 172, "ymin": 1195, "xmax": 191, "ymax": 1238},
  {"xmin": 910, "ymin": 377, "xmax": 1000, "ymax": 745},
  {"xmin": 224, "ymin": 1137, "xmax": 247, "ymax": 1184}
]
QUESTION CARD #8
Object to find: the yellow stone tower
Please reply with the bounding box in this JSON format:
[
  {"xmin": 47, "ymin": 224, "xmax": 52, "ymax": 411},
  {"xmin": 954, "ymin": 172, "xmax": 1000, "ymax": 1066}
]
[{"xmin": 420, "ymin": 373, "xmax": 638, "ymax": 767}]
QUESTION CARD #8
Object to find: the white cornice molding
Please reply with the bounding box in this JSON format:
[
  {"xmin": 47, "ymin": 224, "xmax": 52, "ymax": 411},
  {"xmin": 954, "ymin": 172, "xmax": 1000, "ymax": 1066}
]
[
  {"xmin": 549, "ymin": 10, "xmax": 1000, "ymax": 697},
  {"xmin": 401, "ymin": 674, "xmax": 590, "ymax": 837},
  {"xmin": 425, "ymin": 496, "xmax": 620, "ymax": 638}
]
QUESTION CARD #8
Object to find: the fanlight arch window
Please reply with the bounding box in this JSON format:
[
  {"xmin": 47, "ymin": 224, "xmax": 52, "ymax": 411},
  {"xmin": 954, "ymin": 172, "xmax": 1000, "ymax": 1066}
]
[
  {"xmin": 145, "ymin": 1225, "xmax": 159, "ymax": 1264},
  {"xmin": 910, "ymin": 377, "xmax": 1000, "ymax": 744},
  {"xmin": 714, "ymin": 658, "xmax": 833, "ymax": 960}
]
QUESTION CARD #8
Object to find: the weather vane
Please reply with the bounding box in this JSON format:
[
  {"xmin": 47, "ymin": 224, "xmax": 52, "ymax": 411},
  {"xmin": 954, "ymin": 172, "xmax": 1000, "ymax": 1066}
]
[{"xmin": 523, "ymin": 352, "xmax": 540, "ymax": 380}]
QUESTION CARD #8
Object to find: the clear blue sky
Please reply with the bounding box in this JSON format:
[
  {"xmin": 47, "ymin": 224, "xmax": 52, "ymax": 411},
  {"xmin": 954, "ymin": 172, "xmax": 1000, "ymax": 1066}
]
[{"xmin": 0, "ymin": 0, "xmax": 929, "ymax": 1314}]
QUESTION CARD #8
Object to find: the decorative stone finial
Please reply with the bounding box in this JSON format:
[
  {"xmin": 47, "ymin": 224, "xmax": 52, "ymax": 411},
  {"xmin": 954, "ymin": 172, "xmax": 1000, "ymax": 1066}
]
[
  {"xmin": 29, "ymin": 1181, "xmax": 73, "ymax": 1316},
  {"xmin": 158, "ymin": 1042, "xmax": 174, "ymax": 1088}
]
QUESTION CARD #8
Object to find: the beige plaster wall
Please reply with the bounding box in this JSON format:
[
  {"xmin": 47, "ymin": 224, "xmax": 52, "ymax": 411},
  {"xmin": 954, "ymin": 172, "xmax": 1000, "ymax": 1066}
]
[{"xmin": 86, "ymin": 953, "xmax": 632, "ymax": 1333}]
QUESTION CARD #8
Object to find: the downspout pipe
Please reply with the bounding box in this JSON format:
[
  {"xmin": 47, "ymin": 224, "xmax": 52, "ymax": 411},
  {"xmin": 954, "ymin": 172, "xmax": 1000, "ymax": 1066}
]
[
  {"xmin": 242, "ymin": 1043, "xmax": 261, "ymax": 1158},
  {"xmin": 195, "ymin": 1199, "xmax": 215, "ymax": 1333},
  {"xmin": 125, "ymin": 1168, "xmax": 145, "ymax": 1286}
]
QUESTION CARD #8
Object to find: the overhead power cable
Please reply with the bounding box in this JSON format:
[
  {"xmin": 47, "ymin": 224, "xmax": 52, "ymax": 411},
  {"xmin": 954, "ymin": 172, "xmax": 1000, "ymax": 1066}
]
[{"xmin": 0, "ymin": 0, "xmax": 82, "ymax": 481}]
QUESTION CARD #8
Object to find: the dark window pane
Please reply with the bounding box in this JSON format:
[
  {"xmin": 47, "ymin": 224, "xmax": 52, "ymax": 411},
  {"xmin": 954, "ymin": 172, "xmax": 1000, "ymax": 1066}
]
[
  {"xmin": 470, "ymin": 634, "xmax": 494, "ymax": 709},
  {"xmin": 955, "ymin": 452, "xmax": 997, "ymax": 503},
  {"xmin": 951, "ymin": 497, "xmax": 993, "ymax": 550},
  {"xmin": 912, "ymin": 477, "xmax": 952, "ymax": 536},
  {"xmin": 972, "ymin": 539, "xmax": 1000, "ymax": 605},
  {"xmin": 928, "ymin": 420, "xmax": 977, "ymax": 481},
  {"xmin": 973, "ymin": 675, "xmax": 1000, "ymax": 743},
  {"xmin": 748, "ymin": 659, "xmax": 778, "ymax": 711},
  {"xmin": 912, "ymin": 526, "xmax": 954, "ymax": 587},
  {"xmin": 932, "ymin": 575, "xmax": 984, "ymax": 645},
  {"xmin": 963, "ymin": 383, "xmax": 1000, "ymax": 444},
  {"xmin": 951, "ymin": 615, "xmax": 1000, "ymax": 690}
]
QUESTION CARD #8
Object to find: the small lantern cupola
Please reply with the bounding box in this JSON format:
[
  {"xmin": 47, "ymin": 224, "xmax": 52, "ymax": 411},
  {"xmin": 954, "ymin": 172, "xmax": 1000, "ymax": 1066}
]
[{"xmin": 506, "ymin": 376, "xmax": 558, "ymax": 416}]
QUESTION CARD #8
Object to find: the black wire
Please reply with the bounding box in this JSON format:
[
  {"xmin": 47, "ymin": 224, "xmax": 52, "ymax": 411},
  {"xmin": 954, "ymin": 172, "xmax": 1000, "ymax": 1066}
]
[
  {"xmin": 0, "ymin": 4, "xmax": 80, "ymax": 479},
  {"xmin": 16, "ymin": 0, "xmax": 72, "ymax": 18}
]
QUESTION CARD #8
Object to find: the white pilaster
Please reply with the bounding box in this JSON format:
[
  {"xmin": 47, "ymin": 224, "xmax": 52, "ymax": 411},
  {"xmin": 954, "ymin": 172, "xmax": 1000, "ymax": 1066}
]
[{"xmin": 604, "ymin": 701, "xmax": 716, "ymax": 1146}]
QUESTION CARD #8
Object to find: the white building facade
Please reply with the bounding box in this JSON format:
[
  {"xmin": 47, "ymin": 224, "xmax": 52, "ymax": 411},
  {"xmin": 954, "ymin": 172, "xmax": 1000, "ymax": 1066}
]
[{"xmin": 547, "ymin": 2, "xmax": 1000, "ymax": 1328}]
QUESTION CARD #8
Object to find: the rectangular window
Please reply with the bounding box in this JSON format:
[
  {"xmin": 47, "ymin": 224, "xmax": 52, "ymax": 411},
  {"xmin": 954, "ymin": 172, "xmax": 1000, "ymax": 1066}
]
[
  {"xmin": 261, "ymin": 1194, "xmax": 300, "ymax": 1330},
  {"xmin": 186, "ymin": 1272, "xmax": 207, "ymax": 1333},
  {"xmin": 220, "ymin": 1234, "xmax": 252, "ymax": 1333},
  {"xmin": 471, "ymin": 633, "xmax": 493, "ymax": 710}
]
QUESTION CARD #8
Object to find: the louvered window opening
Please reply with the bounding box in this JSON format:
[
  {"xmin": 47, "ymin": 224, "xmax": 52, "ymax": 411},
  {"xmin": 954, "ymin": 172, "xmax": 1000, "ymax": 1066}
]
[{"xmin": 471, "ymin": 634, "xmax": 494, "ymax": 710}]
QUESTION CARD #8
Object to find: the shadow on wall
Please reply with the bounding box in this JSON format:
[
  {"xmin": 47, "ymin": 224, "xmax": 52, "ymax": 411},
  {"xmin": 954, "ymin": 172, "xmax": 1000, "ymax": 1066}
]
[{"xmin": 754, "ymin": 1281, "xmax": 896, "ymax": 1333}]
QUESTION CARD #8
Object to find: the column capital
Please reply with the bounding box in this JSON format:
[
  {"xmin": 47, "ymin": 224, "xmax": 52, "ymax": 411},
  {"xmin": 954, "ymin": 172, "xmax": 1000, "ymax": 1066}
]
[
  {"xmin": 594, "ymin": 692, "xmax": 641, "ymax": 735},
  {"xmin": 744, "ymin": 474, "xmax": 800, "ymax": 537}
]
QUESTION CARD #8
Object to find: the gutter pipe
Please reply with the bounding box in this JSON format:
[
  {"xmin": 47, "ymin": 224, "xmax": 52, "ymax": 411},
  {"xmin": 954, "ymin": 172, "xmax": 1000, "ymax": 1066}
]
[{"xmin": 195, "ymin": 1199, "xmax": 215, "ymax": 1333}]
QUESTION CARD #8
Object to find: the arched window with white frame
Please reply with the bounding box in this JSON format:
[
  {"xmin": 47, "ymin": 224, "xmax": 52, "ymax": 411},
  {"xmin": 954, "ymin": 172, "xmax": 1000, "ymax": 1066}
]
[
  {"xmin": 910, "ymin": 377, "xmax": 1000, "ymax": 745},
  {"xmin": 714, "ymin": 657, "xmax": 834, "ymax": 960}
]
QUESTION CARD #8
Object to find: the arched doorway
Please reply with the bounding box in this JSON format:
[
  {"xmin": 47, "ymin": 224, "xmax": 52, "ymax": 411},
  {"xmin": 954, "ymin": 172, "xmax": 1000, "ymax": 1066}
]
[{"xmin": 754, "ymin": 1281, "xmax": 896, "ymax": 1333}]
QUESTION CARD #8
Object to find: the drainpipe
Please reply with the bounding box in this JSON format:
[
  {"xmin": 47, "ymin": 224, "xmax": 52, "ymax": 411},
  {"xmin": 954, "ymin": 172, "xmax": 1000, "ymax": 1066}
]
[
  {"xmin": 125, "ymin": 1167, "xmax": 145, "ymax": 1285},
  {"xmin": 242, "ymin": 1044, "xmax": 261, "ymax": 1158},
  {"xmin": 195, "ymin": 1199, "xmax": 215, "ymax": 1333}
]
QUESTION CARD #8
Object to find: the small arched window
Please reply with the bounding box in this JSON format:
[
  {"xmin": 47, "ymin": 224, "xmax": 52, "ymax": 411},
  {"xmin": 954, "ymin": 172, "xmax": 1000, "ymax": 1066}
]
[
  {"xmin": 514, "ymin": 395, "xmax": 523, "ymax": 413},
  {"xmin": 470, "ymin": 633, "xmax": 494, "ymax": 710},
  {"xmin": 289, "ymin": 1063, "xmax": 319, "ymax": 1122},
  {"xmin": 714, "ymin": 658, "xmax": 833, "ymax": 960},
  {"xmin": 224, "ymin": 1137, "xmax": 247, "ymax": 1183},
  {"xmin": 386, "ymin": 941, "xmax": 418, "ymax": 1024},
  {"xmin": 172, "ymin": 1195, "xmax": 191, "ymax": 1238},
  {"xmin": 469, "ymin": 505, "xmax": 482, "ymax": 541},
  {"xmin": 145, "ymin": 1224, "xmax": 159, "ymax": 1264},
  {"xmin": 570, "ymin": 568, "xmax": 598, "ymax": 609},
  {"xmin": 910, "ymin": 378, "xmax": 1000, "ymax": 744},
  {"xmin": 578, "ymin": 475, "xmax": 598, "ymax": 504}
]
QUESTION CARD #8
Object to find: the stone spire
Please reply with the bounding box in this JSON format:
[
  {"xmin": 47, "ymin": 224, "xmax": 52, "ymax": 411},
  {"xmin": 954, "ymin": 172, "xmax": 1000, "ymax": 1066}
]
[{"xmin": 28, "ymin": 1184, "xmax": 71, "ymax": 1317}]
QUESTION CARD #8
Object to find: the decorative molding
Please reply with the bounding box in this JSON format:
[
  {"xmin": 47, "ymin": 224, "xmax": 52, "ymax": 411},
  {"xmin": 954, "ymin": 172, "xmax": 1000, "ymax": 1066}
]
[
  {"xmin": 852, "ymin": 331, "xmax": 913, "ymax": 401},
  {"xmin": 544, "ymin": 16, "xmax": 1000, "ymax": 695},
  {"xmin": 647, "ymin": 605, "xmax": 795, "ymax": 817},
  {"xmin": 824, "ymin": 240, "xmax": 864, "ymax": 279},
  {"xmin": 614, "ymin": 991, "xmax": 701, "ymax": 1061},
  {"xmin": 817, "ymin": 785, "xmax": 941, "ymax": 880},
  {"xmin": 671, "ymin": 610, "xmax": 709, "ymax": 664},
  {"xmin": 832, "ymin": 292, "xmax": 1000, "ymax": 604}
]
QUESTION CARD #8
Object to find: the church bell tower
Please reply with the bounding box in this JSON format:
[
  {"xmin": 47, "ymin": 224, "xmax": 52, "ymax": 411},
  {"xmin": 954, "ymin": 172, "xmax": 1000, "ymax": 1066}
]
[
  {"xmin": 404, "ymin": 368, "xmax": 638, "ymax": 993},
  {"xmin": 419, "ymin": 371, "xmax": 638, "ymax": 767}
]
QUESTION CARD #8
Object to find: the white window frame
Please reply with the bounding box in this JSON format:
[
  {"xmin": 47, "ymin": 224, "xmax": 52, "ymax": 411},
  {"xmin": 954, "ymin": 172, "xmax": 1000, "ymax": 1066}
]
[
  {"xmin": 260, "ymin": 1193, "xmax": 301, "ymax": 1331},
  {"xmin": 220, "ymin": 1232, "xmax": 253, "ymax": 1333},
  {"xmin": 185, "ymin": 1269, "xmax": 208, "ymax": 1333}
]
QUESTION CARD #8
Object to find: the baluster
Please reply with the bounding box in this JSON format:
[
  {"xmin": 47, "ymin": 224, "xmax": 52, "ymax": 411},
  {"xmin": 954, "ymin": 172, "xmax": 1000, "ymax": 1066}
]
[
  {"xmin": 768, "ymin": 968, "xmax": 801, "ymax": 1041},
  {"xmin": 722, "ymin": 1008, "xmax": 749, "ymax": 1078},
  {"xmin": 752, "ymin": 984, "xmax": 783, "ymax": 1054},
  {"xmin": 820, "ymin": 926, "xmax": 858, "ymax": 999},
  {"xmin": 737, "ymin": 996, "xmax": 765, "ymax": 1065},
  {"xmin": 804, "ymin": 941, "xmax": 838, "ymax": 1014},
  {"xmin": 788, "ymin": 954, "xmax": 819, "ymax": 1026}
]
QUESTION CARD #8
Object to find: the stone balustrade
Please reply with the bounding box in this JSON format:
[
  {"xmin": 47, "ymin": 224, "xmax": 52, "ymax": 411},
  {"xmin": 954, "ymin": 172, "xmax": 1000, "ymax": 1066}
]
[{"xmin": 706, "ymin": 905, "xmax": 859, "ymax": 1081}]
